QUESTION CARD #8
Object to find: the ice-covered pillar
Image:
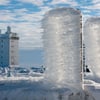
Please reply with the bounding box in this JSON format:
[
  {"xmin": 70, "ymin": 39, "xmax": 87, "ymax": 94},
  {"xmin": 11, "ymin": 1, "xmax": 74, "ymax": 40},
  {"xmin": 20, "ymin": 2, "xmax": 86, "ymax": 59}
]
[
  {"xmin": 84, "ymin": 18, "xmax": 100, "ymax": 81},
  {"xmin": 42, "ymin": 8, "xmax": 82, "ymax": 91}
]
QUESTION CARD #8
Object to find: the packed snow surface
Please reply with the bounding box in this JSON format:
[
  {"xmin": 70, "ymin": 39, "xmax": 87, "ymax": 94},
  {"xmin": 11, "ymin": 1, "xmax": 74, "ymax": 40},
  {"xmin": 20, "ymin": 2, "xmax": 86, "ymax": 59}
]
[{"xmin": 0, "ymin": 74, "xmax": 99, "ymax": 100}]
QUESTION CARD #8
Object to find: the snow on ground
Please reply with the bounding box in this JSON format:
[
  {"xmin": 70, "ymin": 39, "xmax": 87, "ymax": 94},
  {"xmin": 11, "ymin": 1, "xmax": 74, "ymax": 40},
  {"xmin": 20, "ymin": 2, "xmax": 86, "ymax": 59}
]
[
  {"xmin": 84, "ymin": 73, "xmax": 100, "ymax": 100},
  {"xmin": 0, "ymin": 75, "xmax": 72, "ymax": 100},
  {"xmin": 0, "ymin": 72, "xmax": 100, "ymax": 100},
  {"xmin": 84, "ymin": 80, "xmax": 100, "ymax": 100}
]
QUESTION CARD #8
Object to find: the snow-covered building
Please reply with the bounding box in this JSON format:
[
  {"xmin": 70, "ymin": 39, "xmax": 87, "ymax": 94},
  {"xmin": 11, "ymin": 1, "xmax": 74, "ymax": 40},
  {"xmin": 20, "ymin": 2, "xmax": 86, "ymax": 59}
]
[{"xmin": 0, "ymin": 26, "xmax": 19, "ymax": 68}]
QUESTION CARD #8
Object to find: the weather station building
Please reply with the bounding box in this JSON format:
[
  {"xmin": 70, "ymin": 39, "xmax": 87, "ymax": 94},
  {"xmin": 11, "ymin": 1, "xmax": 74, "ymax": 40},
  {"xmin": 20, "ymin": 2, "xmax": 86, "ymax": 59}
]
[{"xmin": 0, "ymin": 26, "xmax": 19, "ymax": 68}]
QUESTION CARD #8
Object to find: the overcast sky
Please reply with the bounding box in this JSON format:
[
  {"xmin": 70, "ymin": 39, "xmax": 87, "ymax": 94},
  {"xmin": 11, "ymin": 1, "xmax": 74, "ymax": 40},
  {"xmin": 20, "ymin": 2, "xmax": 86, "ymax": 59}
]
[{"xmin": 0, "ymin": 0, "xmax": 100, "ymax": 50}]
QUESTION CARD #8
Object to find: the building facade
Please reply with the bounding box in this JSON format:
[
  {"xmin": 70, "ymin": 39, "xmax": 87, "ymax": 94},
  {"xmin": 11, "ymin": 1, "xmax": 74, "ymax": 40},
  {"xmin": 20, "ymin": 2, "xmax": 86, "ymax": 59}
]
[{"xmin": 0, "ymin": 26, "xmax": 19, "ymax": 68}]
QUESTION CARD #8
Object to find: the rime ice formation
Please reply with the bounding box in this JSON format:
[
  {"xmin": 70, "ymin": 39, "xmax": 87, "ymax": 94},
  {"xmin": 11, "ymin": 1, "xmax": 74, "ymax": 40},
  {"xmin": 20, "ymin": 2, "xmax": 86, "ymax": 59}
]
[
  {"xmin": 42, "ymin": 8, "xmax": 82, "ymax": 91},
  {"xmin": 84, "ymin": 18, "xmax": 100, "ymax": 81},
  {"xmin": 0, "ymin": 77, "xmax": 96, "ymax": 100}
]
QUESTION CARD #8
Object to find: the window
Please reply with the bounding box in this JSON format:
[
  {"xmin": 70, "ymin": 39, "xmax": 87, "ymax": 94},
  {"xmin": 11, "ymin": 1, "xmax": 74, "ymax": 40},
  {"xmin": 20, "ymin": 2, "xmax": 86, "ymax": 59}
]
[
  {"xmin": 1, "ymin": 62, "xmax": 3, "ymax": 64},
  {"xmin": 11, "ymin": 45, "xmax": 14, "ymax": 47},
  {"xmin": 1, "ymin": 51, "xmax": 3, "ymax": 53},
  {"xmin": 11, "ymin": 50, "xmax": 14, "ymax": 53},
  {"xmin": 11, "ymin": 62, "xmax": 14, "ymax": 65},
  {"xmin": 1, "ymin": 56, "xmax": 3, "ymax": 58},
  {"xmin": 1, "ymin": 45, "xmax": 3, "ymax": 48},
  {"xmin": 1, "ymin": 40, "xmax": 3, "ymax": 42}
]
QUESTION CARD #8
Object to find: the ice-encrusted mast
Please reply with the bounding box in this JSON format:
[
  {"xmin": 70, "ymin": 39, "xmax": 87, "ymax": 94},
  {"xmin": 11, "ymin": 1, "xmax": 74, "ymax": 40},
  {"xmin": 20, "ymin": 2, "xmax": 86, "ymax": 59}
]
[
  {"xmin": 84, "ymin": 18, "xmax": 100, "ymax": 82},
  {"xmin": 42, "ymin": 8, "xmax": 82, "ymax": 91}
]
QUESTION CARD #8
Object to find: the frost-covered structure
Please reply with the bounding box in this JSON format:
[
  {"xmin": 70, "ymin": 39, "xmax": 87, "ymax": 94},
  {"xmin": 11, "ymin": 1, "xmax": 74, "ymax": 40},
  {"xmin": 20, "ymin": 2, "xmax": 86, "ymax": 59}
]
[
  {"xmin": 84, "ymin": 18, "xmax": 100, "ymax": 81},
  {"xmin": 42, "ymin": 8, "xmax": 82, "ymax": 91}
]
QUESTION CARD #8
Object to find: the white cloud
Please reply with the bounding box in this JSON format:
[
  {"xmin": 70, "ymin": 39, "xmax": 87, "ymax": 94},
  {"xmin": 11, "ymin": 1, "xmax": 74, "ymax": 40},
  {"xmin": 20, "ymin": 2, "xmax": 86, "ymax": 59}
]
[
  {"xmin": 92, "ymin": 0, "xmax": 100, "ymax": 4},
  {"xmin": 0, "ymin": 10, "xmax": 16, "ymax": 21},
  {"xmin": 82, "ymin": 0, "xmax": 100, "ymax": 10},
  {"xmin": 82, "ymin": 9, "xmax": 91, "ymax": 14},
  {"xmin": 92, "ymin": 4, "xmax": 100, "ymax": 10},
  {"xmin": 0, "ymin": 22, "xmax": 43, "ymax": 49},
  {"xmin": 40, "ymin": 6, "xmax": 52, "ymax": 14},
  {"xmin": 14, "ymin": 8, "xmax": 29, "ymax": 14},
  {"xmin": 18, "ymin": 0, "xmax": 45, "ymax": 6},
  {"xmin": 0, "ymin": 8, "xmax": 44, "ymax": 50},
  {"xmin": 11, "ymin": 22, "xmax": 43, "ymax": 49},
  {"xmin": 0, "ymin": 0, "xmax": 10, "ymax": 5},
  {"xmin": 18, "ymin": 12, "xmax": 43, "ymax": 22},
  {"xmin": 81, "ymin": 5, "xmax": 100, "ymax": 12},
  {"xmin": 0, "ymin": 0, "xmax": 100, "ymax": 50},
  {"xmin": 80, "ymin": 0, "xmax": 100, "ymax": 25},
  {"xmin": 0, "ymin": 8, "xmax": 43, "ymax": 22},
  {"xmin": 50, "ymin": 0, "xmax": 78, "ymax": 6}
]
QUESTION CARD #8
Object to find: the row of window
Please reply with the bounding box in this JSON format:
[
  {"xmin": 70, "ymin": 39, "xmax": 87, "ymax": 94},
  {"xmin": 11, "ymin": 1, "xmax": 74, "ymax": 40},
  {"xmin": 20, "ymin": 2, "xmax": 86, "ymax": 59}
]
[
  {"xmin": 0, "ymin": 62, "xmax": 15, "ymax": 65},
  {"xmin": 0, "ymin": 50, "xmax": 15, "ymax": 53},
  {"xmin": 0, "ymin": 45, "xmax": 3, "ymax": 48},
  {"xmin": 0, "ymin": 56, "xmax": 15, "ymax": 58},
  {"xmin": 0, "ymin": 40, "xmax": 3, "ymax": 42},
  {"xmin": 0, "ymin": 56, "xmax": 16, "ymax": 65},
  {"xmin": 0, "ymin": 45, "xmax": 15, "ymax": 47},
  {"xmin": 0, "ymin": 39, "xmax": 16, "ymax": 42}
]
